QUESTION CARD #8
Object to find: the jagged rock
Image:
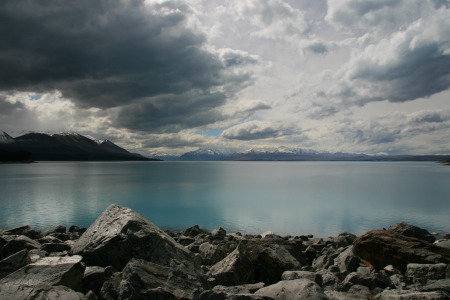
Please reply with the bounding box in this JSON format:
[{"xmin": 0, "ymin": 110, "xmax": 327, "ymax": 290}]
[
  {"xmin": 183, "ymin": 225, "xmax": 208, "ymax": 237},
  {"xmin": 388, "ymin": 222, "xmax": 436, "ymax": 243},
  {"xmin": 99, "ymin": 272, "xmax": 122, "ymax": 300},
  {"xmin": 0, "ymin": 255, "xmax": 85, "ymax": 291},
  {"xmin": 326, "ymin": 285, "xmax": 371, "ymax": 300},
  {"xmin": 0, "ymin": 234, "xmax": 41, "ymax": 260},
  {"xmin": 313, "ymin": 254, "xmax": 334, "ymax": 270},
  {"xmin": 43, "ymin": 225, "xmax": 67, "ymax": 236},
  {"xmin": 71, "ymin": 204, "xmax": 199, "ymax": 270},
  {"xmin": 383, "ymin": 265, "xmax": 401, "ymax": 276},
  {"xmin": 254, "ymin": 278, "xmax": 328, "ymax": 299},
  {"xmin": 212, "ymin": 227, "xmax": 227, "ymax": 239},
  {"xmin": 281, "ymin": 271, "xmax": 323, "ymax": 286},
  {"xmin": 209, "ymin": 239, "xmax": 305, "ymax": 285},
  {"xmin": 0, "ymin": 284, "xmax": 85, "ymax": 300},
  {"xmin": 341, "ymin": 271, "xmax": 393, "ymax": 291},
  {"xmin": 0, "ymin": 249, "xmax": 30, "ymax": 279},
  {"xmin": 389, "ymin": 274, "xmax": 407, "ymax": 290},
  {"xmin": 177, "ymin": 235, "xmax": 196, "ymax": 246},
  {"xmin": 199, "ymin": 290, "xmax": 273, "ymax": 300},
  {"xmin": 406, "ymin": 263, "xmax": 447, "ymax": 285},
  {"xmin": 82, "ymin": 266, "xmax": 117, "ymax": 295},
  {"xmin": 334, "ymin": 246, "xmax": 361, "ymax": 273},
  {"xmin": 316, "ymin": 270, "xmax": 341, "ymax": 290},
  {"xmin": 3, "ymin": 225, "xmax": 41, "ymax": 239},
  {"xmin": 332, "ymin": 233, "xmax": 357, "ymax": 249},
  {"xmin": 199, "ymin": 242, "xmax": 237, "ymax": 266},
  {"xmin": 117, "ymin": 258, "xmax": 204, "ymax": 299},
  {"xmin": 375, "ymin": 289, "xmax": 450, "ymax": 299},
  {"xmin": 84, "ymin": 290, "xmax": 99, "ymax": 300},
  {"xmin": 353, "ymin": 230, "xmax": 450, "ymax": 271},
  {"xmin": 421, "ymin": 278, "xmax": 450, "ymax": 294}
]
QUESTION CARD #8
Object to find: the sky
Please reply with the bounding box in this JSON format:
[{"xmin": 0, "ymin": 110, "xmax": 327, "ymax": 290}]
[{"xmin": 0, "ymin": 0, "xmax": 450, "ymax": 156}]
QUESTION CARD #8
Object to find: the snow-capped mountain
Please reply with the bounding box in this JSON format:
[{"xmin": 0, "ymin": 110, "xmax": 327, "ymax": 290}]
[
  {"xmin": 0, "ymin": 131, "xmax": 158, "ymax": 161},
  {"xmin": 0, "ymin": 131, "xmax": 15, "ymax": 144}
]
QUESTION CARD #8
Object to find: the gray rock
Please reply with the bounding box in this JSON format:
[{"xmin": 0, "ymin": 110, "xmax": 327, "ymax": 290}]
[
  {"xmin": 406, "ymin": 263, "xmax": 447, "ymax": 285},
  {"xmin": 388, "ymin": 222, "xmax": 436, "ymax": 243},
  {"xmin": 117, "ymin": 258, "xmax": 204, "ymax": 299},
  {"xmin": 71, "ymin": 204, "xmax": 199, "ymax": 270},
  {"xmin": 313, "ymin": 254, "xmax": 334, "ymax": 271},
  {"xmin": 333, "ymin": 233, "xmax": 357, "ymax": 249},
  {"xmin": 99, "ymin": 272, "xmax": 122, "ymax": 300},
  {"xmin": 342, "ymin": 271, "xmax": 393, "ymax": 291},
  {"xmin": 375, "ymin": 289, "xmax": 450, "ymax": 300},
  {"xmin": 325, "ymin": 290, "xmax": 370, "ymax": 300},
  {"xmin": 43, "ymin": 225, "xmax": 67, "ymax": 236},
  {"xmin": 254, "ymin": 278, "xmax": 328, "ymax": 300},
  {"xmin": 212, "ymin": 227, "xmax": 227, "ymax": 239},
  {"xmin": 82, "ymin": 266, "xmax": 114, "ymax": 295},
  {"xmin": 0, "ymin": 234, "xmax": 41, "ymax": 260},
  {"xmin": 0, "ymin": 284, "xmax": 84, "ymax": 300},
  {"xmin": 281, "ymin": 271, "xmax": 323, "ymax": 286},
  {"xmin": 0, "ymin": 255, "xmax": 85, "ymax": 291},
  {"xmin": 211, "ymin": 282, "xmax": 266, "ymax": 294},
  {"xmin": 183, "ymin": 225, "xmax": 208, "ymax": 237},
  {"xmin": 421, "ymin": 278, "xmax": 450, "ymax": 294},
  {"xmin": 209, "ymin": 239, "xmax": 305, "ymax": 285},
  {"xmin": 199, "ymin": 242, "xmax": 237, "ymax": 266},
  {"xmin": 83, "ymin": 290, "xmax": 99, "ymax": 300},
  {"xmin": 0, "ymin": 249, "xmax": 30, "ymax": 279},
  {"xmin": 334, "ymin": 246, "xmax": 361, "ymax": 273}
]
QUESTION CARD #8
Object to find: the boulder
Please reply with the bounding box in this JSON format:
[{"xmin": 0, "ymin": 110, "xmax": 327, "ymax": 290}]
[
  {"xmin": 334, "ymin": 246, "xmax": 361, "ymax": 273},
  {"xmin": 43, "ymin": 225, "xmax": 67, "ymax": 236},
  {"xmin": 353, "ymin": 230, "xmax": 450, "ymax": 271},
  {"xmin": 332, "ymin": 233, "xmax": 357, "ymax": 249},
  {"xmin": 82, "ymin": 266, "xmax": 117, "ymax": 295},
  {"xmin": 209, "ymin": 239, "xmax": 305, "ymax": 285},
  {"xmin": 0, "ymin": 249, "xmax": 30, "ymax": 279},
  {"xmin": 406, "ymin": 263, "xmax": 447, "ymax": 285},
  {"xmin": 183, "ymin": 225, "xmax": 208, "ymax": 237},
  {"xmin": 388, "ymin": 222, "xmax": 436, "ymax": 243},
  {"xmin": 42, "ymin": 242, "xmax": 72, "ymax": 253},
  {"xmin": 421, "ymin": 278, "xmax": 450, "ymax": 294},
  {"xmin": 254, "ymin": 278, "xmax": 328, "ymax": 299},
  {"xmin": 198, "ymin": 290, "xmax": 273, "ymax": 300},
  {"xmin": 212, "ymin": 227, "xmax": 227, "ymax": 239},
  {"xmin": 117, "ymin": 258, "xmax": 204, "ymax": 299},
  {"xmin": 325, "ymin": 287, "xmax": 371, "ymax": 300},
  {"xmin": 0, "ymin": 255, "xmax": 85, "ymax": 291},
  {"xmin": 341, "ymin": 271, "xmax": 393, "ymax": 291},
  {"xmin": 71, "ymin": 204, "xmax": 199, "ymax": 270},
  {"xmin": 436, "ymin": 240, "xmax": 450, "ymax": 250},
  {"xmin": 211, "ymin": 282, "xmax": 266, "ymax": 294},
  {"xmin": 199, "ymin": 242, "xmax": 237, "ymax": 266},
  {"xmin": 0, "ymin": 284, "xmax": 84, "ymax": 300},
  {"xmin": 0, "ymin": 234, "xmax": 41, "ymax": 260},
  {"xmin": 375, "ymin": 289, "xmax": 450, "ymax": 300}
]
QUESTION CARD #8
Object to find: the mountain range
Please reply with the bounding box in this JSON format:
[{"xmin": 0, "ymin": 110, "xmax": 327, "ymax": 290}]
[
  {"xmin": 161, "ymin": 147, "xmax": 450, "ymax": 162},
  {"xmin": 0, "ymin": 131, "xmax": 158, "ymax": 162}
]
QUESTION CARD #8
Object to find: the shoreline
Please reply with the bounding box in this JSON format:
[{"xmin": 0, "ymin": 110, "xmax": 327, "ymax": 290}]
[{"xmin": 1, "ymin": 205, "xmax": 450, "ymax": 299}]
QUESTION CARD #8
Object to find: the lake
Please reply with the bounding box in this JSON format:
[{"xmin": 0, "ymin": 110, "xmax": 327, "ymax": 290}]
[{"xmin": 0, "ymin": 161, "xmax": 449, "ymax": 237}]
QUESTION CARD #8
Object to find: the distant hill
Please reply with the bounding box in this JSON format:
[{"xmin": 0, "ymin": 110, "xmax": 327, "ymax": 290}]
[
  {"xmin": 175, "ymin": 147, "xmax": 450, "ymax": 162},
  {"xmin": 0, "ymin": 131, "xmax": 159, "ymax": 162}
]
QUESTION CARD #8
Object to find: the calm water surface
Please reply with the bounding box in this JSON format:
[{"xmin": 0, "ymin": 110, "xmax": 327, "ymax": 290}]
[{"xmin": 0, "ymin": 161, "xmax": 449, "ymax": 237}]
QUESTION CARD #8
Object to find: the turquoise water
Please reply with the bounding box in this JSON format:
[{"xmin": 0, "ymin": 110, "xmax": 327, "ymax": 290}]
[{"xmin": 0, "ymin": 161, "xmax": 449, "ymax": 237}]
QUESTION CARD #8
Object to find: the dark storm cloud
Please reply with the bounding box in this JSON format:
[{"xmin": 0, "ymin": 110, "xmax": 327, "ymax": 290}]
[
  {"xmin": 0, "ymin": 0, "xmax": 253, "ymax": 122},
  {"xmin": 114, "ymin": 91, "xmax": 227, "ymax": 133}
]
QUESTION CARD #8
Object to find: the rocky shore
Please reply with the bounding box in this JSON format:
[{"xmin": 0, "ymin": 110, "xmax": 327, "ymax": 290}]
[{"xmin": 1, "ymin": 205, "xmax": 450, "ymax": 299}]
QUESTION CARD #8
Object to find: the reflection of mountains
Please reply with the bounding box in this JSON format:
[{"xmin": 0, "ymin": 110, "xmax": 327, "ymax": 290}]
[
  {"xmin": 176, "ymin": 148, "xmax": 450, "ymax": 162},
  {"xmin": 0, "ymin": 131, "xmax": 158, "ymax": 162}
]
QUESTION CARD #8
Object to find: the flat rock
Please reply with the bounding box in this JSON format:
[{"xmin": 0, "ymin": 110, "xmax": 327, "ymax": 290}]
[
  {"xmin": 71, "ymin": 204, "xmax": 199, "ymax": 270},
  {"xmin": 254, "ymin": 278, "xmax": 328, "ymax": 300},
  {"xmin": 0, "ymin": 234, "xmax": 41, "ymax": 260},
  {"xmin": 406, "ymin": 263, "xmax": 447, "ymax": 285},
  {"xmin": 421, "ymin": 278, "xmax": 450, "ymax": 294},
  {"xmin": 0, "ymin": 249, "xmax": 30, "ymax": 279},
  {"xmin": 281, "ymin": 271, "xmax": 322, "ymax": 286},
  {"xmin": 375, "ymin": 289, "xmax": 450, "ymax": 300},
  {"xmin": 353, "ymin": 230, "xmax": 450, "ymax": 271},
  {"xmin": 0, "ymin": 255, "xmax": 85, "ymax": 291},
  {"xmin": 0, "ymin": 284, "xmax": 84, "ymax": 300}
]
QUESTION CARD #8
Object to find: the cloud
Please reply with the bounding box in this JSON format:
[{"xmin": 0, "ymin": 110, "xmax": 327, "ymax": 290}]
[
  {"xmin": 221, "ymin": 120, "xmax": 293, "ymax": 140},
  {"xmin": 0, "ymin": 0, "xmax": 254, "ymax": 120},
  {"xmin": 326, "ymin": 0, "xmax": 430, "ymax": 35},
  {"xmin": 333, "ymin": 110, "xmax": 450, "ymax": 148},
  {"xmin": 231, "ymin": 0, "xmax": 308, "ymax": 40}
]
